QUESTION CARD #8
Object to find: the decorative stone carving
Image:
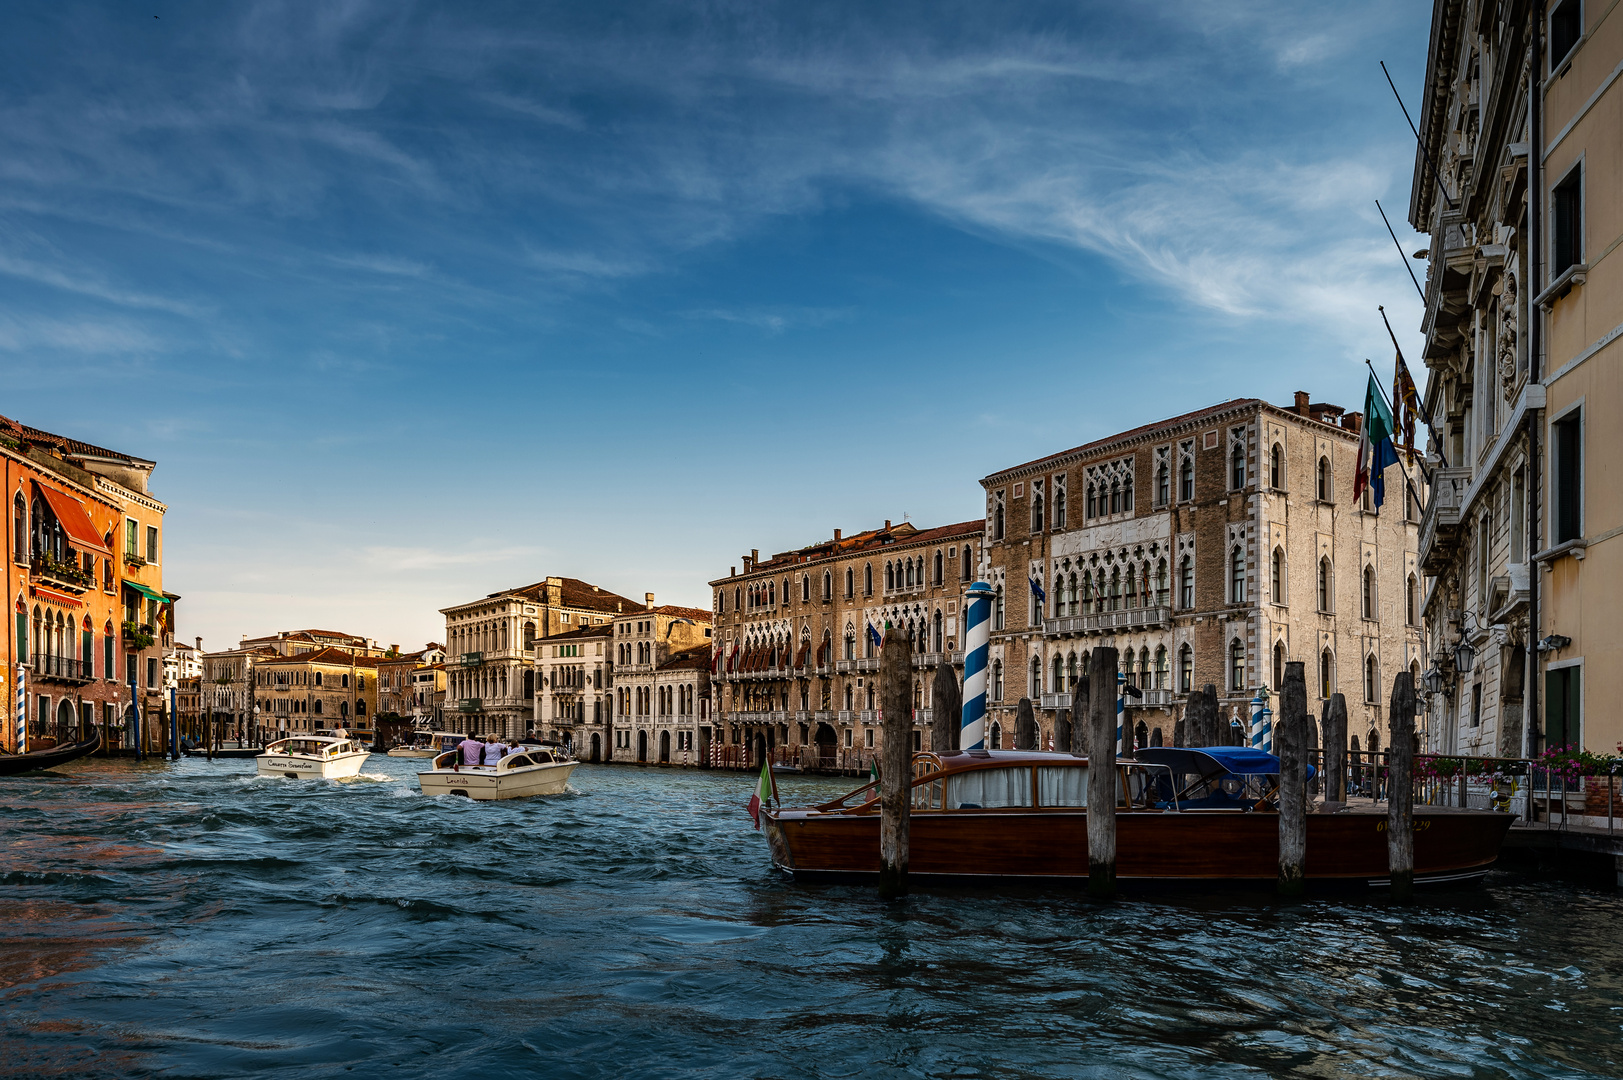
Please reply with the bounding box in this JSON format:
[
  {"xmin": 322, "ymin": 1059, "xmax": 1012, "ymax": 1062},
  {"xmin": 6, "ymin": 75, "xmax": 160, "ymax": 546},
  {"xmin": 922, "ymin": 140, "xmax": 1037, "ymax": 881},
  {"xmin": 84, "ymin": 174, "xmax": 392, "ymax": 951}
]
[{"xmin": 1498, "ymin": 273, "xmax": 1519, "ymax": 400}]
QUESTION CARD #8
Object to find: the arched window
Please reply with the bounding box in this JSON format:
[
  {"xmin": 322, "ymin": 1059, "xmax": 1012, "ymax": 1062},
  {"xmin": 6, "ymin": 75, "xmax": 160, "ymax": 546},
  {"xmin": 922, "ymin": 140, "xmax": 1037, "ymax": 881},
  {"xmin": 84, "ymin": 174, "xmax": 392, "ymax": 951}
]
[
  {"xmin": 864, "ymin": 563, "xmax": 873, "ymax": 595},
  {"xmin": 1067, "ymin": 652, "xmax": 1079, "ymax": 688},
  {"xmin": 843, "ymin": 626, "xmax": 855, "ymax": 660},
  {"xmin": 11, "ymin": 493, "xmax": 24, "ymax": 563},
  {"xmin": 1317, "ymin": 456, "xmax": 1332, "ymax": 501},
  {"xmin": 1081, "ymin": 571, "xmax": 1093, "ymax": 614},
  {"xmin": 1270, "ymin": 443, "xmax": 1284, "ymax": 488},
  {"xmin": 1364, "ymin": 654, "xmax": 1379, "ymax": 703},
  {"xmin": 1230, "ymin": 546, "xmax": 1246, "ymax": 603},
  {"xmin": 1156, "ymin": 462, "xmax": 1169, "ymax": 506},
  {"xmin": 991, "ymin": 659, "xmax": 1003, "ymax": 700},
  {"xmin": 1231, "ymin": 445, "xmax": 1246, "ymax": 490},
  {"xmin": 994, "ymin": 503, "xmax": 1005, "ymax": 540},
  {"xmin": 1054, "ymin": 484, "xmax": 1067, "ymax": 527},
  {"xmin": 1179, "ymin": 459, "xmax": 1194, "ymax": 501},
  {"xmin": 1108, "ymin": 567, "xmax": 1121, "ymax": 611},
  {"xmin": 990, "ymin": 721, "xmax": 1003, "ymax": 750},
  {"xmin": 885, "ymin": 563, "xmax": 895, "ymax": 591},
  {"xmin": 994, "ymin": 585, "xmax": 1005, "ymax": 630},
  {"xmin": 1318, "ymin": 557, "xmax": 1332, "ymax": 611},
  {"xmin": 1179, "ymin": 556, "xmax": 1194, "ymax": 609},
  {"xmin": 1125, "ymin": 565, "xmax": 1138, "ymax": 608},
  {"xmin": 1361, "ymin": 565, "xmax": 1375, "ymax": 619},
  {"xmin": 1272, "ymin": 641, "xmax": 1285, "ymax": 689},
  {"xmin": 735, "ymin": 586, "xmax": 742, "ymax": 612},
  {"xmin": 1085, "ymin": 483, "xmax": 1096, "ymax": 518},
  {"xmin": 1032, "ymin": 491, "xmax": 1044, "ymax": 532},
  {"xmin": 1122, "ymin": 476, "xmax": 1133, "ymax": 512},
  {"xmin": 1030, "ymin": 657, "xmax": 1042, "ymax": 697},
  {"xmin": 1229, "ymin": 639, "xmax": 1245, "ymax": 691},
  {"xmin": 1051, "ymin": 654, "xmax": 1064, "ymax": 693},
  {"xmin": 933, "ymin": 550, "xmax": 943, "ymax": 585},
  {"xmin": 1271, "ymin": 547, "xmax": 1285, "ymax": 604},
  {"xmin": 844, "ymin": 568, "xmax": 854, "ymax": 598},
  {"xmin": 1179, "ymin": 644, "xmax": 1193, "ymax": 693},
  {"xmin": 523, "ymin": 621, "xmax": 536, "ymax": 649},
  {"xmin": 1154, "ymin": 646, "xmax": 1167, "ymax": 689},
  {"xmin": 822, "ymin": 571, "xmax": 832, "ymax": 600},
  {"xmin": 1405, "ymin": 574, "xmax": 1418, "ymax": 626},
  {"xmin": 933, "ymin": 609, "xmax": 943, "ymax": 651},
  {"xmin": 1110, "ymin": 479, "xmax": 1121, "ymax": 515},
  {"xmin": 1320, "ymin": 649, "xmax": 1334, "ymax": 698}
]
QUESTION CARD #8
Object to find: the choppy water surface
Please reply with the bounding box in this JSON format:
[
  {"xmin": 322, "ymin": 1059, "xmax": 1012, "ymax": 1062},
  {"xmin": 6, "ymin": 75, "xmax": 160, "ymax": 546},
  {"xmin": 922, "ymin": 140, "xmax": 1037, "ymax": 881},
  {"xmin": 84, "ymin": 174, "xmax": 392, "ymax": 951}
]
[{"xmin": 2, "ymin": 756, "xmax": 1620, "ymax": 1079}]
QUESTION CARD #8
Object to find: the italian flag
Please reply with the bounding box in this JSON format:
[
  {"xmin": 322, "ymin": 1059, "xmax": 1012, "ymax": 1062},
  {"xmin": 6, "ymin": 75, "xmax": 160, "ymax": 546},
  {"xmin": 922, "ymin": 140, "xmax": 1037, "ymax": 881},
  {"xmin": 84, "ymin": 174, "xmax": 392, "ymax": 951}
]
[{"xmin": 747, "ymin": 760, "xmax": 776, "ymax": 829}]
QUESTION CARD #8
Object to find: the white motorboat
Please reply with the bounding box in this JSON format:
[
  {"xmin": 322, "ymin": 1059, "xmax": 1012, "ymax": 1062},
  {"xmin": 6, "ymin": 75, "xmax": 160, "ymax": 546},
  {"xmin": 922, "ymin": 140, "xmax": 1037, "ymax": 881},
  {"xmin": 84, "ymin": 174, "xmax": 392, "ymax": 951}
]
[
  {"xmin": 256, "ymin": 735, "xmax": 372, "ymax": 780},
  {"xmin": 386, "ymin": 731, "xmax": 466, "ymax": 758},
  {"xmin": 416, "ymin": 744, "xmax": 578, "ymax": 800}
]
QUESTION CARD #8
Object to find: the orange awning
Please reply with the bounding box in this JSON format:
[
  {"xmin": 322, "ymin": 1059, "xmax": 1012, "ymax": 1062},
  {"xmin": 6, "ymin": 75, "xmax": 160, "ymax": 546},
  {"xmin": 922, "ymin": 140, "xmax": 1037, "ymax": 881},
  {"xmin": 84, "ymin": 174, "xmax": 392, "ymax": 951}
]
[
  {"xmin": 32, "ymin": 585, "xmax": 82, "ymax": 608},
  {"xmin": 35, "ymin": 483, "xmax": 111, "ymax": 557}
]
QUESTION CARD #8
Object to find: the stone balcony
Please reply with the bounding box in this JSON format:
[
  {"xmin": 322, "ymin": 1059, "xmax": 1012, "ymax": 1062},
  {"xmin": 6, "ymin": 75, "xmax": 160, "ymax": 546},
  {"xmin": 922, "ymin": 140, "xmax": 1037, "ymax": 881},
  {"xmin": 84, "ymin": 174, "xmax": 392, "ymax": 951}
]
[
  {"xmin": 1043, "ymin": 605, "xmax": 1172, "ymax": 638},
  {"xmin": 1419, "ymin": 466, "xmax": 1471, "ymax": 574},
  {"xmin": 1039, "ymin": 692, "xmax": 1071, "ymax": 710}
]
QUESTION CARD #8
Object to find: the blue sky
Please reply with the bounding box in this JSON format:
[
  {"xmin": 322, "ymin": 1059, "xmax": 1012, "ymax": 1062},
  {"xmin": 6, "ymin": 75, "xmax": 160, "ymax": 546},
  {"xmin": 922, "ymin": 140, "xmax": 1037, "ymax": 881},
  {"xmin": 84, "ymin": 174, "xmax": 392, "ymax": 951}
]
[{"xmin": 2, "ymin": 1, "xmax": 1435, "ymax": 652}]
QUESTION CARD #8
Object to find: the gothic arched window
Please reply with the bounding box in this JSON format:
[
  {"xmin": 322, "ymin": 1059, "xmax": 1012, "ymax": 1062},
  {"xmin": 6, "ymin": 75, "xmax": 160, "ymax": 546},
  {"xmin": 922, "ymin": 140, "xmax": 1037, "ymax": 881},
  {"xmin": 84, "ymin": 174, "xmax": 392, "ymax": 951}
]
[{"xmin": 1270, "ymin": 443, "xmax": 1284, "ymax": 488}]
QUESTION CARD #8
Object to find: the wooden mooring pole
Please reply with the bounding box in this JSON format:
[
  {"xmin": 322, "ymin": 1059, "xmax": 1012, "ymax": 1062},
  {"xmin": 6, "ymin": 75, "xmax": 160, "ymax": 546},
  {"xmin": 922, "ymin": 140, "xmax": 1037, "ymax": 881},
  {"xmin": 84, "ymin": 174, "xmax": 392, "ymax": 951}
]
[
  {"xmin": 878, "ymin": 626, "xmax": 911, "ymax": 900},
  {"xmin": 1015, "ymin": 697, "xmax": 1037, "ymax": 750},
  {"xmin": 931, "ymin": 659, "xmax": 960, "ymax": 754},
  {"xmin": 1388, "ymin": 672, "xmax": 1417, "ymax": 902},
  {"xmin": 1277, "ymin": 661, "xmax": 1308, "ymax": 897},
  {"xmin": 1324, "ymin": 693, "xmax": 1348, "ymax": 804},
  {"xmin": 1087, "ymin": 647, "xmax": 1118, "ymax": 899},
  {"xmin": 1070, "ymin": 677, "xmax": 1090, "ymax": 757}
]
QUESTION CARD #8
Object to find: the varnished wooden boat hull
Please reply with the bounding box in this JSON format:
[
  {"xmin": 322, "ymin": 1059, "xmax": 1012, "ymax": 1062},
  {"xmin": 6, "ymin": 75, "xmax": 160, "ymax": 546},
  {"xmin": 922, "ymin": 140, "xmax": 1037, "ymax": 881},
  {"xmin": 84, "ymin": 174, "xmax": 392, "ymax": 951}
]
[{"xmin": 765, "ymin": 808, "xmax": 1515, "ymax": 888}]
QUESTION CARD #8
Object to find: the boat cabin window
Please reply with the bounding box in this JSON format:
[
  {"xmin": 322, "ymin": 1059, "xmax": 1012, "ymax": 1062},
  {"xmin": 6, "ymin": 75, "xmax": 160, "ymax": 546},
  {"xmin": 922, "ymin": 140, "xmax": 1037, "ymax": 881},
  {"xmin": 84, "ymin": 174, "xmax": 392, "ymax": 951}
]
[
  {"xmin": 911, "ymin": 775, "xmax": 943, "ymax": 810},
  {"xmin": 1036, "ymin": 766, "xmax": 1088, "ymax": 807},
  {"xmin": 504, "ymin": 754, "xmax": 533, "ymax": 769},
  {"xmin": 944, "ymin": 767, "xmax": 1033, "ymax": 810}
]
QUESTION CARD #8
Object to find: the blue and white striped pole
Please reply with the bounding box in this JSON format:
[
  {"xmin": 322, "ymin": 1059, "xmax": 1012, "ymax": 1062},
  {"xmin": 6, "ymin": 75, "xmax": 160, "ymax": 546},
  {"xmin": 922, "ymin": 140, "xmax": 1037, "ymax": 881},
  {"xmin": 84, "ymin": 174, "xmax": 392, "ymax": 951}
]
[
  {"xmin": 1116, "ymin": 671, "xmax": 1126, "ymax": 755},
  {"xmin": 1261, "ymin": 702, "xmax": 1275, "ymax": 755},
  {"xmin": 12, "ymin": 664, "xmax": 23, "ymax": 754},
  {"xmin": 1249, "ymin": 688, "xmax": 1267, "ymax": 751},
  {"xmin": 959, "ymin": 581, "xmax": 994, "ymax": 751}
]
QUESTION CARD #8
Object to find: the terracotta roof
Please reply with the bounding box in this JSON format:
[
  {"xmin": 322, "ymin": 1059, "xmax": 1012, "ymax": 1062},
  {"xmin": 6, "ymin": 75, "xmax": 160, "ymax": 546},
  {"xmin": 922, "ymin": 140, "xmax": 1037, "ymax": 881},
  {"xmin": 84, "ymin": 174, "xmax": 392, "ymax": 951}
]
[
  {"xmin": 0, "ymin": 412, "xmax": 151, "ymax": 466},
  {"xmin": 456, "ymin": 576, "xmax": 642, "ymax": 614},
  {"xmin": 262, "ymin": 647, "xmax": 383, "ymax": 668},
  {"xmin": 243, "ymin": 629, "xmax": 366, "ymax": 644},
  {"xmin": 659, "ymin": 644, "xmax": 712, "ymax": 672},
  {"xmin": 712, "ymin": 518, "xmax": 984, "ymax": 583},
  {"xmin": 639, "ymin": 605, "xmax": 713, "ymax": 622},
  {"xmin": 544, "ymin": 623, "xmax": 614, "ymax": 641}
]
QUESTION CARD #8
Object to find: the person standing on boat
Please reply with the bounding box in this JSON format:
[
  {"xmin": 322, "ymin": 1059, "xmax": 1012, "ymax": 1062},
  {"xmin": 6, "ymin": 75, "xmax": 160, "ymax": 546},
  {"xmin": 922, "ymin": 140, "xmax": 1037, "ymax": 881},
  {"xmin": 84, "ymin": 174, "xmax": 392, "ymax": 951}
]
[{"xmin": 482, "ymin": 733, "xmax": 509, "ymax": 766}]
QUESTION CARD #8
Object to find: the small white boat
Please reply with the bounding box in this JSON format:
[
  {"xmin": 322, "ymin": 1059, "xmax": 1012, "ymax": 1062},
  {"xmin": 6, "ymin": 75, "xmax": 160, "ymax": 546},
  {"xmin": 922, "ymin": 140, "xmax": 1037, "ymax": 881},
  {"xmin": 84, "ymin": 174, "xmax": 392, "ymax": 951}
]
[
  {"xmin": 256, "ymin": 735, "xmax": 372, "ymax": 780},
  {"xmin": 416, "ymin": 744, "xmax": 578, "ymax": 800},
  {"xmin": 386, "ymin": 731, "xmax": 466, "ymax": 758}
]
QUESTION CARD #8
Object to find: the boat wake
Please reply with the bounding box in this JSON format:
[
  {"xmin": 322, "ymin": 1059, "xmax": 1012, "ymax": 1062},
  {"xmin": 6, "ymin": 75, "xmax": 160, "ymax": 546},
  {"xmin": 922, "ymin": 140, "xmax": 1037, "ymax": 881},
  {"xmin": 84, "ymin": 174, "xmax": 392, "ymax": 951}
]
[{"xmin": 335, "ymin": 772, "xmax": 396, "ymax": 784}]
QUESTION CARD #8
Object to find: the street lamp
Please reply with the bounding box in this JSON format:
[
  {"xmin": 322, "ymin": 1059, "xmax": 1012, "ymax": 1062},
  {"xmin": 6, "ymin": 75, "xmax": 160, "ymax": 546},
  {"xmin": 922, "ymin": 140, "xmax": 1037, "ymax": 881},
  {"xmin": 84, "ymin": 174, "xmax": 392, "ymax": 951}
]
[
  {"xmin": 1423, "ymin": 667, "xmax": 1448, "ymax": 694},
  {"xmin": 1453, "ymin": 610, "xmax": 1481, "ymax": 675}
]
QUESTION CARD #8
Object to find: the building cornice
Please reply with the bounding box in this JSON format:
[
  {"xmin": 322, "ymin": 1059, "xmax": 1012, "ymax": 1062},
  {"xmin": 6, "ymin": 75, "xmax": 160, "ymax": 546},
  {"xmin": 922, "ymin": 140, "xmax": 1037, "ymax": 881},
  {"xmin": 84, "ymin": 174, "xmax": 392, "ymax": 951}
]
[{"xmin": 707, "ymin": 526, "xmax": 984, "ymax": 589}]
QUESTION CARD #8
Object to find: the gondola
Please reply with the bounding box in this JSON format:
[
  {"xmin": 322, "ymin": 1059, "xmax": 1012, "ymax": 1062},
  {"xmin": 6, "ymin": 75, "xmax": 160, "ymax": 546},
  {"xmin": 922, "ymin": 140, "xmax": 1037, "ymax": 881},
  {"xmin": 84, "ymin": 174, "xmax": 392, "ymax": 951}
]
[{"xmin": 0, "ymin": 730, "xmax": 103, "ymax": 777}]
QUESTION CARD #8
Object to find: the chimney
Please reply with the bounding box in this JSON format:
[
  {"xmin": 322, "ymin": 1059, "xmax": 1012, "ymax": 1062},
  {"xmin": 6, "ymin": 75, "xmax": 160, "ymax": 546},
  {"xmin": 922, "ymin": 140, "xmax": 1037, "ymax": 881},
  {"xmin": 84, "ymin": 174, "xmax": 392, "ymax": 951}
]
[
  {"xmin": 195, "ymin": 636, "xmax": 202, "ymax": 652},
  {"xmin": 1344, "ymin": 412, "xmax": 1363, "ymax": 434},
  {"xmin": 645, "ymin": 592, "xmax": 656, "ymax": 609},
  {"xmin": 730, "ymin": 567, "xmax": 736, "ymax": 577},
  {"xmin": 751, "ymin": 549, "xmax": 759, "ymax": 563},
  {"xmin": 833, "ymin": 528, "xmax": 841, "ymax": 542},
  {"xmin": 884, "ymin": 519, "xmax": 891, "ymax": 530},
  {"xmin": 390, "ymin": 644, "xmax": 399, "ymax": 654},
  {"xmin": 1294, "ymin": 391, "xmax": 1310, "ymax": 416}
]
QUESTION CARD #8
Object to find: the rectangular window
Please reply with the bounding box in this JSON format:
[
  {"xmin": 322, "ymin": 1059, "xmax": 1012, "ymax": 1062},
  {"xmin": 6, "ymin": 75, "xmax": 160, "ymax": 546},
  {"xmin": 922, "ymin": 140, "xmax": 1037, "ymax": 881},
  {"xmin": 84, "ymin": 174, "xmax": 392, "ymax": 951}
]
[
  {"xmin": 1550, "ymin": 0, "xmax": 1582, "ymax": 70},
  {"xmin": 1545, "ymin": 664, "xmax": 1581, "ymax": 750},
  {"xmin": 1553, "ymin": 408, "xmax": 1582, "ymax": 543},
  {"xmin": 146, "ymin": 656, "xmax": 158, "ymax": 689},
  {"xmin": 1552, "ymin": 167, "xmax": 1582, "ymax": 277},
  {"xmin": 126, "ymin": 518, "xmax": 138, "ymax": 555},
  {"xmin": 146, "ymin": 525, "xmax": 158, "ymax": 563}
]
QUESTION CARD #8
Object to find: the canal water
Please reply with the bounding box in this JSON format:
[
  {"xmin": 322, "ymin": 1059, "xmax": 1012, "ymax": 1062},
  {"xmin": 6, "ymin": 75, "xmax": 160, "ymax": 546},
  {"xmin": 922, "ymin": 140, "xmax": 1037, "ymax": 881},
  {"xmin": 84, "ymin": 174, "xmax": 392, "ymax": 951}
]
[{"xmin": 2, "ymin": 756, "xmax": 1620, "ymax": 1079}]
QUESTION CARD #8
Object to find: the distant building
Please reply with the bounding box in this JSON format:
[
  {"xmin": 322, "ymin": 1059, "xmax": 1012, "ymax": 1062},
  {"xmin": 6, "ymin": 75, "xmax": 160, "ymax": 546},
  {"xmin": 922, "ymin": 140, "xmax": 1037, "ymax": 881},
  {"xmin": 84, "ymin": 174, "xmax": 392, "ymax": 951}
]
[
  {"xmin": 608, "ymin": 602, "xmax": 712, "ymax": 764},
  {"xmin": 440, "ymin": 575, "xmax": 641, "ymax": 740},
  {"xmin": 239, "ymin": 629, "xmax": 385, "ymax": 658},
  {"xmin": 252, "ymin": 647, "xmax": 381, "ymax": 740},
  {"xmin": 377, "ymin": 644, "xmax": 446, "ymax": 729},
  {"xmin": 710, "ymin": 520, "xmax": 983, "ymax": 770},
  {"xmin": 201, "ymin": 644, "xmax": 279, "ymax": 744},
  {"xmin": 534, "ymin": 623, "xmax": 613, "ymax": 758}
]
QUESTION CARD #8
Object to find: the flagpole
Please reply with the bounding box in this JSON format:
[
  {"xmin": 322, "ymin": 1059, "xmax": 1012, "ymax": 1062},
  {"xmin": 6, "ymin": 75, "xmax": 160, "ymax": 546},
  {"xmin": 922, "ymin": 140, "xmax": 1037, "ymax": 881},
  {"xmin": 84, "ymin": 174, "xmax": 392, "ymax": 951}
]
[
  {"xmin": 1378, "ymin": 305, "xmax": 1450, "ymax": 468},
  {"xmin": 1364, "ymin": 359, "xmax": 1430, "ymax": 515},
  {"xmin": 1375, "ymin": 201, "xmax": 1427, "ymax": 303}
]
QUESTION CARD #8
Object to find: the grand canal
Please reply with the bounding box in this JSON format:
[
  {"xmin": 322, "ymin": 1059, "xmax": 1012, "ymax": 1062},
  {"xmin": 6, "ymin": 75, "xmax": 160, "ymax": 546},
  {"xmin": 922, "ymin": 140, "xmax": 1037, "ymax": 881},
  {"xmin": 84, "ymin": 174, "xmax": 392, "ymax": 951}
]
[{"xmin": 2, "ymin": 756, "xmax": 1620, "ymax": 1078}]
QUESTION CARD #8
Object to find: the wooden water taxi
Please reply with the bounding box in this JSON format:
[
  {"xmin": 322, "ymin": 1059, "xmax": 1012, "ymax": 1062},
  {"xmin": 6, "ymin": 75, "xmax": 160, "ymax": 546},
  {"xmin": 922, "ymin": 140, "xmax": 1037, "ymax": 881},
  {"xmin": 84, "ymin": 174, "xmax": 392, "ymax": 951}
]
[
  {"xmin": 256, "ymin": 735, "xmax": 371, "ymax": 780},
  {"xmin": 416, "ymin": 744, "xmax": 578, "ymax": 800},
  {"xmin": 762, "ymin": 749, "xmax": 1514, "ymax": 889},
  {"xmin": 0, "ymin": 730, "xmax": 101, "ymax": 776}
]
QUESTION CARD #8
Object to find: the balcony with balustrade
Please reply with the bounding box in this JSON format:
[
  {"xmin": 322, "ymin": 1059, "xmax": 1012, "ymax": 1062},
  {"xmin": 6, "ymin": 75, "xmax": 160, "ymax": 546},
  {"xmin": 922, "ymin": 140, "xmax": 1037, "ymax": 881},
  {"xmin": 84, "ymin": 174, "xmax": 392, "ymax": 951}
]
[
  {"xmin": 1044, "ymin": 604, "xmax": 1172, "ymax": 637},
  {"xmin": 31, "ymin": 652, "xmax": 93, "ymax": 684}
]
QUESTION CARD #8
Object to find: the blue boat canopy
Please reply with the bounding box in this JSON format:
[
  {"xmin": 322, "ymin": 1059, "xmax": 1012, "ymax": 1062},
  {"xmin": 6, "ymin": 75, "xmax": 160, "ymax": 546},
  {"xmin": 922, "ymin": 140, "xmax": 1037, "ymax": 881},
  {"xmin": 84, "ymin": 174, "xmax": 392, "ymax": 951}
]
[
  {"xmin": 1136, "ymin": 746, "xmax": 1315, "ymax": 780},
  {"xmin": 1191, "ymin": 746, "xmax": 1286, "ymax": 775}
]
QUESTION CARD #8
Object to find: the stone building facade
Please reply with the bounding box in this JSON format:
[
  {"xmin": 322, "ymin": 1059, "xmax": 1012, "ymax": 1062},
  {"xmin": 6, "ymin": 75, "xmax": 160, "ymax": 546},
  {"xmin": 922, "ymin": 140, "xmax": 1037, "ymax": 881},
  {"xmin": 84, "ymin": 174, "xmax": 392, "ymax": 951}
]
[
  {"xmin": 980, "ymin": 395, "xmax": 1424, "ymax": 755},
  {"xmin": 440, "ymin": 575, "xmax": 640, "ymax": 740},
  {"xmin": 377, "ymin": 644, "xmax": 446, "ymax": 727},
  {"xmin": 240, "ymin": 629, "xmax": 385, "ymax": 658},
  {"xmin": 252, "ymin": 647, "xmax": 381, "ymax": 738},
  {"xmin": 607, "ymin": 604, "xmax": 712, "ymax": 765},
  {"xmin": 709, "ymin": 519, "xmax": 983, "ymax": 769},
  {"xmin": 201, "ymin": 645, "xmax": 279, "ymax": 744},
  {"xmin": 535, "ymin": 623, "xmax": 612, "ymax": 758}
]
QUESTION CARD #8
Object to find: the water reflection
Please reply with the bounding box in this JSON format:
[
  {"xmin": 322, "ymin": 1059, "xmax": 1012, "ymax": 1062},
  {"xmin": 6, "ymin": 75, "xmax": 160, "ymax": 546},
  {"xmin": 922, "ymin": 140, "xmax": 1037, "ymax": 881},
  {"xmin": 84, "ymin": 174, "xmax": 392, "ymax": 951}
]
[{"xmin": 0, "ymin": 756, "xmax": 1619, "ymax": 1078}]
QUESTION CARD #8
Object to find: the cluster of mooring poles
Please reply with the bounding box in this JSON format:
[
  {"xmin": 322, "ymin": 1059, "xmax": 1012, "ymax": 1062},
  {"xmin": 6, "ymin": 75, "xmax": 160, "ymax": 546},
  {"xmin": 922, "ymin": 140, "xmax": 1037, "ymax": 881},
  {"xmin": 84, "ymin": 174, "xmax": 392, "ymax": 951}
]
[{"xmin": 873, "ymin": 580, "xmax": 1419, "ymax": 902}]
